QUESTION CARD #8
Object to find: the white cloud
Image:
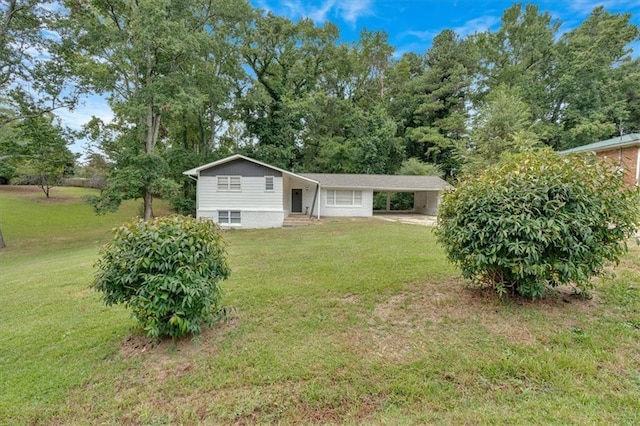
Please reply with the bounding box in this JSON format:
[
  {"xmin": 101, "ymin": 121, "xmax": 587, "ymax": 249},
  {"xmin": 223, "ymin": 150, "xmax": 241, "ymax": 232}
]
[
  {"xmin": 336, "ymin": 0, "xmax": 374, "ymax": 25},
  {"xmin": 399, "ymin": 29, "xmax": 438, "ymax": 41},
  {"xmin": 309, "ymin": 0, "xmax": 337, "ymax": 22},
  {"xmin": 256, "ymin": 0, "xmax": 373, "ymax": 25},
  {"xmin": 452, "ymin": 15, "xmax": 500, "ymax": 37}
]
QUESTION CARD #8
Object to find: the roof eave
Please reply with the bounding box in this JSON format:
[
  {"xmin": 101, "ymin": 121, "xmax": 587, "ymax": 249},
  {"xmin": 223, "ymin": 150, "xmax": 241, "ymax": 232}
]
[{"xmin": 182, "ymin": 154, "xmax": 319, "ymax": 183}]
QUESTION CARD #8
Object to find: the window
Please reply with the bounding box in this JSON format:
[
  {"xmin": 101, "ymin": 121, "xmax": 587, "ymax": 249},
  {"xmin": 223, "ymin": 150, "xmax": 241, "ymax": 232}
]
[
  {"xmin": 265, "ymin": 176, "xmax": 274, "ymax": 191},
  {"xmin": 218, "ymin": 210, "xmax": 241, "ymax": 225},
  {"xmin": 326, "ymin": 190, "xmax": 362, "ymax": 206},
  {"xmin": 217, "ymin": 176, "xmax": 241, "ymax": 191}
]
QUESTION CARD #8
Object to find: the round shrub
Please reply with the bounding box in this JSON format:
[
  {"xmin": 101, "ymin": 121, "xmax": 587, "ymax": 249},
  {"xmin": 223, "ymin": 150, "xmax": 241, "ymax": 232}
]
[
  {"xmin": 93, "ymin": 215, "xmax": 231, "ymax": 338},
  {"xmin": 435, "ymin": 150, "xmax": 640, "ymax": 299}
]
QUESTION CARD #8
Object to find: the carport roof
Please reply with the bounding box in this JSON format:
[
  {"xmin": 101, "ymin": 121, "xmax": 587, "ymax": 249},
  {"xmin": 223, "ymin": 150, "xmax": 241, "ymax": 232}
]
[{"xmin": 300, "ymin": 173, "xmax": 453, "ymax": 191}]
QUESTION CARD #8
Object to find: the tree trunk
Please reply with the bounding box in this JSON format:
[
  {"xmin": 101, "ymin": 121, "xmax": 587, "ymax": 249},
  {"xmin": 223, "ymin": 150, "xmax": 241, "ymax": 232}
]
[
  {"xmin": 142, "ymin": 94, "xmax": 161, "ymax": 221},
  {"xmin": 143, "ymin": 190, "xmax": 153, "ymax": 220},
  {"xmin": 0, "ymin": 226, "xmax": 6, "ymax": 248}
]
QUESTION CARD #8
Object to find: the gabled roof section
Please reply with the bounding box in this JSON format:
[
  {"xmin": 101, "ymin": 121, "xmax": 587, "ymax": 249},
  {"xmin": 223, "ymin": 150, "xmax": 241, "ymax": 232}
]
[
  {"xmin": 560, "ymin": 133, "xmax": 640, "ymax": 154},
  {"xmin": 183, "ymin": 154, "xmax": 319, "ymax": 184},
  {"xmin": 300, "ymin": 173, "xmax": 453, "ymax": 191}
]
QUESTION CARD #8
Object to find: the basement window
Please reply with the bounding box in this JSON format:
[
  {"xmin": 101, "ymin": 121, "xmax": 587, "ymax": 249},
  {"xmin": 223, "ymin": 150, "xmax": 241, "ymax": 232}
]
[{"xmin": 218, "ymin": 210, "xmax": 241, "ymax": 225}]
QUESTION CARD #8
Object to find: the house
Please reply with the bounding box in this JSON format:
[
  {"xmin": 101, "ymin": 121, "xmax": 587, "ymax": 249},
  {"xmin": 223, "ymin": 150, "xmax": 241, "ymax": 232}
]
[
  {"xmin": 560, "ymin": 133, "xmax": 640, "ymax": 187},
  {"xmin": 183, "ymin": 154, "xmax": 453, "ymax": 229}
]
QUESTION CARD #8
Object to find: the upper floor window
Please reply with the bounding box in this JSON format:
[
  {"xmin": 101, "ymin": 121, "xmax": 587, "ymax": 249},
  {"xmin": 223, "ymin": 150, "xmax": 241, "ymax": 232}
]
[
  {"xmin": 217, "ymin": 176, "xmax": 241, "ymax": 191},
  {"xmin": 265, "ymin": 176, "xmax": 274, "ymax": 191}
]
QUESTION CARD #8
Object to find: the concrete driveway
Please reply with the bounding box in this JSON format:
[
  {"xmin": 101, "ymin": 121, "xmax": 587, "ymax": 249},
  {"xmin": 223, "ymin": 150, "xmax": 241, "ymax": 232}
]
[{"xmin": 373, "ymin": 213, "xmax": 438, "ymax": 226}]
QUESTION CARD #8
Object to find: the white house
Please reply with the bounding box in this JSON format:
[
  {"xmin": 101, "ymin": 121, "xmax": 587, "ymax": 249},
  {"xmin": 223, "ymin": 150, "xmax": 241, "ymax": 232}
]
[{"xmin": 184, "ymin": 154, "xmax": 452, "ymax": 229}]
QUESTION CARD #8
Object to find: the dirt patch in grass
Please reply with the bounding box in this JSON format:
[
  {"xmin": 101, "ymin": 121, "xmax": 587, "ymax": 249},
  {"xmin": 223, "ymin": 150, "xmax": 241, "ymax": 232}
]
[
  {"xmin": 119, "ymin": 316, "xmax": 238, "ymax": 358},
  {"xmin": 363, "ymin": 279, "xmax": 601, "ymax": 361},
  {"xmin": 0, "ymin": 185, "xmax": 41, "ymax": 193},
  {"xmin": 0, "ymin": 185, "xmax": 79, "ymax": 203},
  {"xmin": 333, "ymin": 294, "xmax": 360, "ymax": 304}
]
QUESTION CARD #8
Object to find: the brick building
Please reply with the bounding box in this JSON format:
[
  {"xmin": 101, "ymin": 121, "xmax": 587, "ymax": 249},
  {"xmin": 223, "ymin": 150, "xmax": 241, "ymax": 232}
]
[{"xmin": 560, "ymin": 133, "xmax": 640, "ymax": 188}]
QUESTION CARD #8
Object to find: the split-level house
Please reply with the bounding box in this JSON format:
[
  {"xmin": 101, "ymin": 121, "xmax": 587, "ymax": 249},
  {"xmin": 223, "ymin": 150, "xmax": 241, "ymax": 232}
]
[{"xmin": 183, "ymin": 154, "xmax": 453, "ymax": 229}]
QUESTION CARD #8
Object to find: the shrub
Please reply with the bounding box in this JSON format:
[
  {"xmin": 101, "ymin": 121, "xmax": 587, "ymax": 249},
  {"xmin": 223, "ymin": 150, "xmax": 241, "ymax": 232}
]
[
  {"xmin": 435, "ymin": 150, "xmax": 640, "ymax": 299},
  {"xmin": 93, "ymin": 215, "xmax": 231, "ymax": 338}
]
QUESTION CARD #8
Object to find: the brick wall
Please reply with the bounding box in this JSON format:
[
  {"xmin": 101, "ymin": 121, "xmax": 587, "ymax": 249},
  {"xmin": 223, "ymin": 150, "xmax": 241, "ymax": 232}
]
[{"xmin": 596, "ymin": 146, "xmax": 639, "ymax": 187}]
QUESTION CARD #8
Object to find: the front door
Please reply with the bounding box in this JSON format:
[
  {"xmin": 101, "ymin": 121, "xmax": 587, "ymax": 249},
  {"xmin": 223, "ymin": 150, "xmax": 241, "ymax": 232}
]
[{"xmin": 291, "ymin": 189, "xmax": 303, "ymax": 213}]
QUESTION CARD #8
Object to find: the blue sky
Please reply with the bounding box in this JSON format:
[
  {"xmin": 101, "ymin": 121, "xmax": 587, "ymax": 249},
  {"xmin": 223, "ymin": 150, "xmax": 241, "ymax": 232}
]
[
  {"xmin": 64, "ymin": 0, "xmax": 640, "ymax": 155},
  {"xmin": 254, "ymin": 0, "xmax": 640, "ymax": 56}
]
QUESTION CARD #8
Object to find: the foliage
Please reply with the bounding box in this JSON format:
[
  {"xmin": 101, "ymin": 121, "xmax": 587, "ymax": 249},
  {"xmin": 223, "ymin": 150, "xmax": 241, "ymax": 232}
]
[
  {"xmin": 85, "ymin": 153, "xmax": 178, "ymax": 215},
  {"xmin": 62, "ymin": 0, "xmax": 250, "ymax": 219},
  {"xmin": 458, "ymin": 86, "xmax": 542, "ymax": 176},
  {"xmin": 93, "ymin": 215, "xmax": 231, "ymax": 338},
  {"xmin": 436, "ymin": 150, "xmax": 640, "ymax": 298},
  {"xmin": 398, "ymin": 157, "xmax": 443, "ymax": 177},
  {"xmin": 387, "ymin": 30, "xmax": 475, "ymax": 178},
  {"xmin": 2, "ymin": 114, "xmax": 76, "ymax": 197}
]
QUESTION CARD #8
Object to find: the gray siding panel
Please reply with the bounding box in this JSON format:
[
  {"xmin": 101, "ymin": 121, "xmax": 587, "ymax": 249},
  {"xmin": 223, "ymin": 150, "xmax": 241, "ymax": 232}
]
[{"xmin": 200, "ymin": 159, "xmax": 283, "ymax": 177}]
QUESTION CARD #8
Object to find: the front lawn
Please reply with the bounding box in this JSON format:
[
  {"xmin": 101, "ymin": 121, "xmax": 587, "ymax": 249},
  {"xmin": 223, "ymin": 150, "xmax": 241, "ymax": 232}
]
[{"xmin": 1, "ymin": 186, "xmax": 639, "ymax": 424}]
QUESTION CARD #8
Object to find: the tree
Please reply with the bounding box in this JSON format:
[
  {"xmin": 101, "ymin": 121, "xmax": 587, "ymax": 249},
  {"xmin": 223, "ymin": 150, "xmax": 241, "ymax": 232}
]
[
  {"xmin": 435, "ymin": 149, "xmax": 640, "ymax": 299},
  {"xmin": 459, "ymin": 86, "xmax": 541, "ymax": 175},
  {"xmin": 398, "ymin": 157, "xmax": 442, "ymax": 178},
  {"xmin": 554, "ymin": 7, "xmax": 639, "ymax": 149},
  {"xmin": 10, "ymin": 114, "xmax": 76, "ymax": 197},
  {"xmin": 387, "ymin": 30, "xmax": 475, "ymax": 178},
  {"xmin": 1, "ymin": 1, "xmax": 81, "ymax": 247},
  {"xmin": 299, "ymin": 29, "xmax": 399, "ymax": 173},
  {"xmin": 473, "ymin": 4, "xmax": 559, "ymax": 129},
  {"xmin": 62, "ymin": 0, "xmax": 250, "ymax": 219},
  {"xmin": 93, "ymin": 215, "xmax": 231, "ymax": 339},
  {"xmin": 238, "ymin": 13, "xmax": 339, "ymax": 169}
]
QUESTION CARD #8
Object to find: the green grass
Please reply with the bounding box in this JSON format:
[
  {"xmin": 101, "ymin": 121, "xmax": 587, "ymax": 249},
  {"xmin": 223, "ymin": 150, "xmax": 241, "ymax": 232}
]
[{"xmin": 1, "ymin": 186, "xmax": 640, "ymax": 424}]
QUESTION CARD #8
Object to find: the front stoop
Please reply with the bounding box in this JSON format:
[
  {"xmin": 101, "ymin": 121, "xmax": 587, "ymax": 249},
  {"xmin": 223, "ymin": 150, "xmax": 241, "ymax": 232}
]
[{"xmin": 283, "ymin": 215, "xmax": 313, "ymax": 227}]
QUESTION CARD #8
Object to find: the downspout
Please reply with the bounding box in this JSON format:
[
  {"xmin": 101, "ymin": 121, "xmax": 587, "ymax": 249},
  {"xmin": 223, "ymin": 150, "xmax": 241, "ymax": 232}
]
[
  {"xmin": 636, "ymin": 146, "xmax": 640, "ymax": 186},
  {"xmin": 310, "ymin": 182, "xmax": 320, "ymax": 219},
  {"xmin": 187, "ymin": 174, "xmax": 198, "ymax": 217}
]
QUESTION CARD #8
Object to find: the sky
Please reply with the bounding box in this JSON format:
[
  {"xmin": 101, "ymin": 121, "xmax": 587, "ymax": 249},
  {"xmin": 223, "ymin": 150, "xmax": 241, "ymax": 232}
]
[{"xmin": 62, "ymin": 0, "xmax": 640, "ymax": 156}]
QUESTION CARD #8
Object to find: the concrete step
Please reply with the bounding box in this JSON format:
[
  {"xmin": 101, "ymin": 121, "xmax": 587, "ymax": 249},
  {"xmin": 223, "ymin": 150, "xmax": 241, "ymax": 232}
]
[{"xmin": 283, "ymin": 215, "xmax": 312, "ymax": 227}]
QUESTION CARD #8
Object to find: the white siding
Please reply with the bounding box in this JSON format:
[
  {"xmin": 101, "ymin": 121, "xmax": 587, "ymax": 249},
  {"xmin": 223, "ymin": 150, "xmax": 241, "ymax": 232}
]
[
  {"xmin": 320, "ymin": 188, "xmax": 373, "ymax": 217},
  {"xmin": 414, "ymin": 191, "xmax": 440, "ymax": 215},
  {"xmin": 196, "ymin": 175, "xmax": 285, "ymax": 228},
  {"xmin": 197, "ymin": 176, "xmax": 283, "ymax": 211},
  {"xmin": 198, "ymin": 210, "xmax": 284, "ymax": 229}
]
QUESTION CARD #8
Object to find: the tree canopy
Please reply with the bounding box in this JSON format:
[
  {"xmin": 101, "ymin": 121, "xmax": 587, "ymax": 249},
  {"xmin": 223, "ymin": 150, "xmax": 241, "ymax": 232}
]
[{"xmin": 1, "ymin": 1, "xmax": 639, "ymax": 216}]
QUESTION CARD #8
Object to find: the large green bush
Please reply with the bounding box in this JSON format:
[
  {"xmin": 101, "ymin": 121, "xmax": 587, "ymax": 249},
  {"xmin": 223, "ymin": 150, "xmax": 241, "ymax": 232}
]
[
  {"xmin": 435, "ymin": 150, "xmax": 640, "ymax": 299},
  {"xmin": 93, "ymin": 215, "xmax": 231, "ymax": 338}
]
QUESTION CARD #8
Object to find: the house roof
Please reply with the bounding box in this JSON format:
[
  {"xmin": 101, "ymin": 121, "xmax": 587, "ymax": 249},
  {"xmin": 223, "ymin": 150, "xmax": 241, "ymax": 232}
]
[
  {"xmin": 300, "ymin": 173, "xmax": 453, "ymax": 191},
  {"xmin": 183, "ymin": 154, "xmax": 319, "ymax": 184},
  {"xmin": 184, "ymin": 154, "xmax": 453, "ymax": 191},
  {"xmin": 559, "ymin": 133, "xmax": 640, "ymax": 154}
]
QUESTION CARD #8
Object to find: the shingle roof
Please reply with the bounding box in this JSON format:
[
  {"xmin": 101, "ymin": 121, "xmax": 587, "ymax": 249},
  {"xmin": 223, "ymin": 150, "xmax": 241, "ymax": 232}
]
[
  {"xmin": 183, "ymin": 154, "xmax": 453, "ymax": 191},
  {"xmin": 300, "ymin": 173, "xmax": 453, "ymax": 191},
  {"xmin": 559, "ymin": 133, "xmax": 640, "ymax": 154}
]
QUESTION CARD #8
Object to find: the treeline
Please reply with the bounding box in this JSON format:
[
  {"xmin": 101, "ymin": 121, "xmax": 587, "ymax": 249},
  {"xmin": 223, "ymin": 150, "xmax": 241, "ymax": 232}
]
[{"xmin": 1, "ymin": 1, "xmax": 638, "ymax": 217}]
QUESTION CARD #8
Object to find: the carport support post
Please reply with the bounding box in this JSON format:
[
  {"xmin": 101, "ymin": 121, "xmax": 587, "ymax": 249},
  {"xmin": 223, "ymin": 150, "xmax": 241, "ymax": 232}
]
[{"xmin": 386, "ymin": 192, "xmax": 391, "ymax": 211}]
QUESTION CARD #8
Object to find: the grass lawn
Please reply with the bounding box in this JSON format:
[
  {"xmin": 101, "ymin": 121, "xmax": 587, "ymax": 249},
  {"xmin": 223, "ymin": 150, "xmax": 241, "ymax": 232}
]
[{"xmin": 1, "ymin": 185, "xmax": 640, "ymax": 424}]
